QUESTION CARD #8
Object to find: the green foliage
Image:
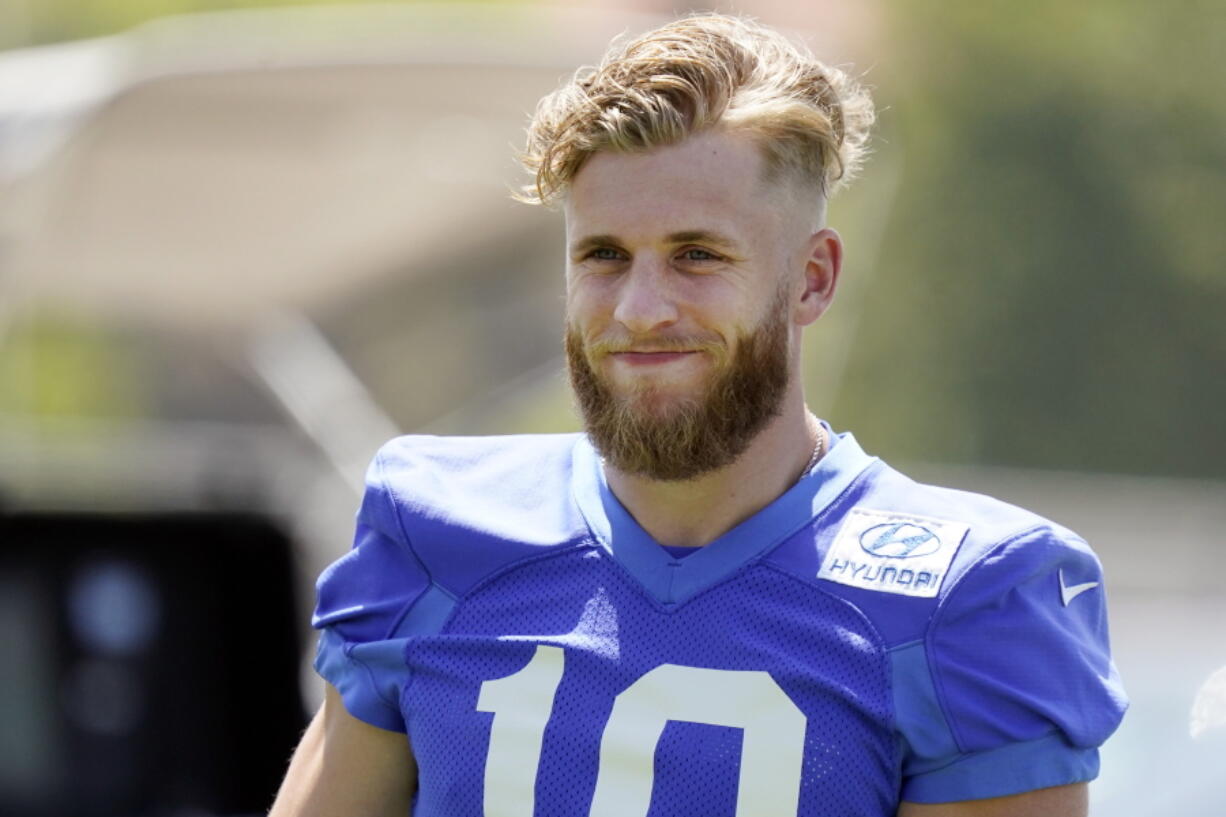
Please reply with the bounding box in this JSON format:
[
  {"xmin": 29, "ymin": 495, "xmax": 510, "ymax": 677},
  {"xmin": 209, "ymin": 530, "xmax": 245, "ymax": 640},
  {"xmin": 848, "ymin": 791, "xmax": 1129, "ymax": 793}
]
[
  {"xmin": 0, "ymin": 315, "xmax": 150, "ymax": 419},
  {"xmin": 833, "ymin": 0, "xmax": 1226, "ymax": 477}
]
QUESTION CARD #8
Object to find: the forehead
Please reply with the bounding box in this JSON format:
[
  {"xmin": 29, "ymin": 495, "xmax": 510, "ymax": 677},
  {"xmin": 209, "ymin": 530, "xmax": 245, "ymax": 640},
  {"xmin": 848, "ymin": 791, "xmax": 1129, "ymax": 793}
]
[{"xmin": 564, "ymin": 130, "xmax": 785, "ymax": 242}]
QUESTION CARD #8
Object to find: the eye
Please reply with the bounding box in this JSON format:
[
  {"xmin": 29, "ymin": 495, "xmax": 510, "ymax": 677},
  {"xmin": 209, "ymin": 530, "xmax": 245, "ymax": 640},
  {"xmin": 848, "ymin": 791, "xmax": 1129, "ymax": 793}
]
[
  {"xmin": 578, "ymin": 246, "xmax": 627, "ymax": 266},
  {"xmin": 676, "ymin": 247, "xmax": 723, "ymax": 264}
]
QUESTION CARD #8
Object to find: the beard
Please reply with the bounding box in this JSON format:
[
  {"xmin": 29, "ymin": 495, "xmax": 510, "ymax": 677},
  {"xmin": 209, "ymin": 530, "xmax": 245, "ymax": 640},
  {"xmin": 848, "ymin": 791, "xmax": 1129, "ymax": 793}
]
[{"xmin": 565, "ymin": 291, "xmax": 792, "ymax": 482}]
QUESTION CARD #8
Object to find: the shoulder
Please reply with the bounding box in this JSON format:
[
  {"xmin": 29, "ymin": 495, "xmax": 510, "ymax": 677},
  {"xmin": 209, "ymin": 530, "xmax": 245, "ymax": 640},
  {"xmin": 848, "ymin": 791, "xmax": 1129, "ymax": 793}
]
[
  {"xmin": 895, "ymin": 465, "xmax": 1092, "ymax": 589},
  {"xmin": 813, "ymin": 456, "xmax": 1126, "ymax": 801},
  {"xmin": 810, "ymin": 456, "xmax": 1097, "ymax": 645},
  {"xmin": 859, "ymin": 458, "xmax": 1084, "ymax": 559},
  {"xmin": 373, "ymin": 432, "xmax": 581, "ymax": 504},
  {"xmin": 368, "ymin": 433, "xmax": 593, "ymax": 596},
  {"xmin": 312, "ymin": 432, "xmax": 590, "ymax": 731}
]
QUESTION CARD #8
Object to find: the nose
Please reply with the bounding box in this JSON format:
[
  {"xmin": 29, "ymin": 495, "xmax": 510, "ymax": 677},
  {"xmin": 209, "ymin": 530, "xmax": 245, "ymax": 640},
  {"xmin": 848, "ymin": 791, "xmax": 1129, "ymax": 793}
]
[{"xmin": 612, "ymin": 256, "xmax": 679, "ymax": 335}]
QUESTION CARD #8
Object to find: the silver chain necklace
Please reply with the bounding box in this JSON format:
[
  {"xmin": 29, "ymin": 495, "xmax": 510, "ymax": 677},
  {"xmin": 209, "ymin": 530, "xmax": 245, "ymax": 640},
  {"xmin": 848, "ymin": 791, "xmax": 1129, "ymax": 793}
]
[{"xmin": 801, "ymin": 424, "xmax": 828, "ymax": 478}]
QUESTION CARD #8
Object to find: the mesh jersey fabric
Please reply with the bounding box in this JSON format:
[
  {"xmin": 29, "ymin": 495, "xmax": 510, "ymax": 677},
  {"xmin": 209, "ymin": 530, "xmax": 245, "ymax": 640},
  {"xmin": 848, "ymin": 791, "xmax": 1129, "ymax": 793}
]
[
  {"xmin": 312, "ymin": 430, "xmax": 1128, "ymax": 813},
  {"xmin": 405, "ymin": 550, "xmax": 895, "ymax": 816}
]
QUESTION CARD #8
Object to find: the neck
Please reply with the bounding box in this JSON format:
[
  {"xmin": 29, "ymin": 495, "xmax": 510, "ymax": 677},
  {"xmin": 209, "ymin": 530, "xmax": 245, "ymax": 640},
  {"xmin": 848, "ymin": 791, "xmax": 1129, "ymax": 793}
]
[{"xmin": 603, "ymin": 392, "xmax": 822, "ymax": 548}]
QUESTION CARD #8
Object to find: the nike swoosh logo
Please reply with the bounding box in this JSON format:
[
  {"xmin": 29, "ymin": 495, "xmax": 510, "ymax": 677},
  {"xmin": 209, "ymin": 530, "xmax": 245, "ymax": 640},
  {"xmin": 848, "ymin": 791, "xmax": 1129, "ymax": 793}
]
[{"xmin": 1059, "ymin": 569, "xmax": 1100, "ymax": 607}]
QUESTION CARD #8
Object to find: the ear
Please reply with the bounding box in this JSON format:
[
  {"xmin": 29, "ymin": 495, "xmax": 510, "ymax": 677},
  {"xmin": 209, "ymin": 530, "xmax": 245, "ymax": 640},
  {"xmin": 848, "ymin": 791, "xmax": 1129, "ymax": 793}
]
[{"xmin": 794, "ymin": 227, "xmax": 842, "ymax": 327}]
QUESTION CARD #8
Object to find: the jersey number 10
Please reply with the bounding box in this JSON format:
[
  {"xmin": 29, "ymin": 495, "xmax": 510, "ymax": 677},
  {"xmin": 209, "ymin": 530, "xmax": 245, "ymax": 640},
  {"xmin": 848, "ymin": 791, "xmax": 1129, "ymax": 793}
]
[{"xmin": 476, "ymin": 644, "xmax": 808, "ymax": 816}]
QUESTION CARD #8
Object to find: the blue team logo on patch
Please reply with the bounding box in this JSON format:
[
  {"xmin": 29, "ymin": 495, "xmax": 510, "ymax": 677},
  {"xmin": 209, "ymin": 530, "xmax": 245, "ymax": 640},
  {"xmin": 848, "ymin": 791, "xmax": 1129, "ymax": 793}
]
[{"xmin": 859, "ymin": 523, "xmax": 942, "ymax": 558}]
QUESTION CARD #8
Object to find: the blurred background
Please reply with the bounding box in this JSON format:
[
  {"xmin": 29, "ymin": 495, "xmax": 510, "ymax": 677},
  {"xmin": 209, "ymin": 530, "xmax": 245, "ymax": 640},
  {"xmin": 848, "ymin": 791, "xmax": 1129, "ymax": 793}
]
[{"xmin": 0, "ymin": 1, "xmax": 1221, "ymax": 815}]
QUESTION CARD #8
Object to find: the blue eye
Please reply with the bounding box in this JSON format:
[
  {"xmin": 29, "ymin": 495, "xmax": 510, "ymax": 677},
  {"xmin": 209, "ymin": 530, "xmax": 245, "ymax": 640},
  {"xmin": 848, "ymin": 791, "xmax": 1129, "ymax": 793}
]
[
  {"xmin": 588, "ymin": 248, "xmax": 622, "ymax": 261},
  {"xmin": 679, "ymin": 248, "xmax": 720, "ymax": 262}
]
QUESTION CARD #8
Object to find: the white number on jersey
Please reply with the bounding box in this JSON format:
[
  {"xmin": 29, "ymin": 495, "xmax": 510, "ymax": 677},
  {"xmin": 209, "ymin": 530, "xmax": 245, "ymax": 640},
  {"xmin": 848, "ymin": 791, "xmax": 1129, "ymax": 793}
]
[
  {"xmin": 475, "ymin": 644, "xmax": 566, "ymax": 815},
  {"xmin": 476, "ymin": 644, "xmax": 807, "ymax": 816}
]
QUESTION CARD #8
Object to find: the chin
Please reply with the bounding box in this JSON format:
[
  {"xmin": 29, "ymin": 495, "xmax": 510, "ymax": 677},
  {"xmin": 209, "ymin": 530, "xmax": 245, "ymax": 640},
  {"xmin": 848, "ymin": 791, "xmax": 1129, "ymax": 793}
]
[
  {"xmin": 605, "ymin": 360, "xmax": 717, "ymax": 392},
  {"xmin": 611, "ymin": 379, "xmax": 711, "ymax": 415}
]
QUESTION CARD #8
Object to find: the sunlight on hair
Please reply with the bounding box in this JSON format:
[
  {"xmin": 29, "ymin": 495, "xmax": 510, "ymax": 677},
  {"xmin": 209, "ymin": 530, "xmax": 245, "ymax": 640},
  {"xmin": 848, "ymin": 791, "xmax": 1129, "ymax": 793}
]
[
  {"xmin": 518, "ymin": 12, "xmax": 874, "ymax": 206},
  {"xmin": 1189, "ymin": 665, "xmax": 1226, "ymax": 739}
]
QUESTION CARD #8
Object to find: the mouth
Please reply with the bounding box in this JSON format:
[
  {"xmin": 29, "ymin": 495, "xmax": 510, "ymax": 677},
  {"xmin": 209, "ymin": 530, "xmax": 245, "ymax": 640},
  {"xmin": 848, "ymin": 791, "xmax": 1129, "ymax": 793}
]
[{"xmin": 609, "ymin": 350, "xmax": 699, "ymax": 366}]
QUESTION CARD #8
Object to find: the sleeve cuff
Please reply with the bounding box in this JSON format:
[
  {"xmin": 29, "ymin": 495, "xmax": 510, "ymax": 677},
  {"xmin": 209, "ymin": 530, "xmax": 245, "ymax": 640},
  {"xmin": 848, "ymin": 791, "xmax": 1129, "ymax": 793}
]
[
  {"xmin": 902, "ymin": 733, "xmax": 1100, "ymax": 803},
  {"xmin": 314, "ymin": 627, "xmax": 408, "ymax": 733}
]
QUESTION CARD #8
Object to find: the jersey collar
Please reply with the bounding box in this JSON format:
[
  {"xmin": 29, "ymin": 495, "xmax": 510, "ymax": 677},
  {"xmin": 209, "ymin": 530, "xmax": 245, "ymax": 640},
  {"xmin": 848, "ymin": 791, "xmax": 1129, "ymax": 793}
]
[{"xmin": 570, "ymin": 430, "xmax": 877, "ymax": 608}]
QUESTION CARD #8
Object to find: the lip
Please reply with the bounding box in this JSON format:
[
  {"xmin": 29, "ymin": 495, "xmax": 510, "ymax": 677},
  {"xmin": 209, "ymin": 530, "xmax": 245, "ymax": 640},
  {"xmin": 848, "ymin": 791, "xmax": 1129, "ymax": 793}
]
[{"xmin": 610, "ymin": 351, "xmax": 697, "ymax": 365}]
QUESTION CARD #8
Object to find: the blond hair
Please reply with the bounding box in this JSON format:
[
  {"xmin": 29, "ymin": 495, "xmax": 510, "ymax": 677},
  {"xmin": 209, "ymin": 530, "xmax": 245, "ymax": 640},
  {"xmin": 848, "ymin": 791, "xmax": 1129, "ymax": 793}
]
[{"xmin": 519, "ymin": 13, "xmax": 874, "ymax": 205}]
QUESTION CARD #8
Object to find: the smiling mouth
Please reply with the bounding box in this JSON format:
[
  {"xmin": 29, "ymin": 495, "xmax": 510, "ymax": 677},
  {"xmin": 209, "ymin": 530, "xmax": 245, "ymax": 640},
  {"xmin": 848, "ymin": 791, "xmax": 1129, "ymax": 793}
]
[{"xmin": 610, "ymin": 350, "xmax": 699, "ymax": 365}]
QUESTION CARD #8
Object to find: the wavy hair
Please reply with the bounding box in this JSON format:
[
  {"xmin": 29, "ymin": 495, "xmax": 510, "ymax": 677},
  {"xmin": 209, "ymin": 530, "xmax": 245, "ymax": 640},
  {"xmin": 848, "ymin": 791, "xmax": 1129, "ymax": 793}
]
[{"xmin": 518, "ymin": 13, "xmax": 874, "ymax": 205}]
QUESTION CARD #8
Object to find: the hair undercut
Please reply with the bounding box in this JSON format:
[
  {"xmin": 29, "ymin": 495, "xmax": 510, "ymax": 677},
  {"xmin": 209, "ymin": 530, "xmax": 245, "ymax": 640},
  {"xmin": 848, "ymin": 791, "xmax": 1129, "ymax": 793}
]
[{"xmin": 519, "ymin": 13, "xmax": 875, "ymax": 206}]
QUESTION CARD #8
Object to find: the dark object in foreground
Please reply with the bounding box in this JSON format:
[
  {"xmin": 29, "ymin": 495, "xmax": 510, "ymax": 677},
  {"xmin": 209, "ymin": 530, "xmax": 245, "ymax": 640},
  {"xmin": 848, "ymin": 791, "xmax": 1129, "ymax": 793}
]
[{"xmin": 0, "ymin": 511, "xmax": 306, "ymax": 817}]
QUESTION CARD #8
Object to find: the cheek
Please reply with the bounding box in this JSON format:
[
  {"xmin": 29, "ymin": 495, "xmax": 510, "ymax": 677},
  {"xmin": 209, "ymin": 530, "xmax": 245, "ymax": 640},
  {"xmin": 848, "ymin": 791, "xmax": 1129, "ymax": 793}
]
[
  {"xmin": 700, "ymin": 291, "xmax": 768, "ymax": 339},
  {"xmin": 565, "ymin": 277, "xmax": 617, "ymax": 326}
]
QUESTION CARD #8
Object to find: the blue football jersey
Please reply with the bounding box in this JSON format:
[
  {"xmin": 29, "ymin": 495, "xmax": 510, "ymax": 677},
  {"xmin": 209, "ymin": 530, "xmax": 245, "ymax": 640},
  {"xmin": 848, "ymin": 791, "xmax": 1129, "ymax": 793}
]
[{"xmin": 313, "ymin": 431, "xmax": 1127, "ymax": 815}]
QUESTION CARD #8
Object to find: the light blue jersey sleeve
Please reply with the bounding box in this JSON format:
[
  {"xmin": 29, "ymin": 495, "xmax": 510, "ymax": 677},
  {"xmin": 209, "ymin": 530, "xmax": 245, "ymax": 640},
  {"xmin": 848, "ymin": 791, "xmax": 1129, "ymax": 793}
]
[
  {"xmin": 893, "ymin": 526, "xmax": 1128, "ymax": 803},
  {"xmin": 311, "ymin": 448, "xmax": 431, "ymax": 733}
]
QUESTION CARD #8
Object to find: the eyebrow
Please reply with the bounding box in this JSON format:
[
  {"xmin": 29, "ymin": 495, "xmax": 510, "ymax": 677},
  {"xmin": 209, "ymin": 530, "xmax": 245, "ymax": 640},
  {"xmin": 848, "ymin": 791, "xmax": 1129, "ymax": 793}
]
[
  {"xmin": 568, "ymin": 230, "xmax": 741, "ymax": 256},
  {"xmin": 569, "ymin": 234, "xmax": 621, "ymax": 257},
  {"xmin": 667, "ymin": 230, "xmax": 740, "ymax": 250}
]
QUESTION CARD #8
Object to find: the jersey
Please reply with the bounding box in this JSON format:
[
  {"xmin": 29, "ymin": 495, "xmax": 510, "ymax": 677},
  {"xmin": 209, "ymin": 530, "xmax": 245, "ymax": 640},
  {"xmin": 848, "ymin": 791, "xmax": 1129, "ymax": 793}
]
[{"xmin": 312, "ymin": 430, "xmax": 1127, "ymax": 815}]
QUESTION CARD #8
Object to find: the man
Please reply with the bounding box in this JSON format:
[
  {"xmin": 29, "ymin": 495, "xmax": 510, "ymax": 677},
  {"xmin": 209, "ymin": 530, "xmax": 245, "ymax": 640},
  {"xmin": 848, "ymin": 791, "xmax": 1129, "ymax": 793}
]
[{"xmin": 271, "ymin": 14, "xmax": 1126, "ymax": 817}]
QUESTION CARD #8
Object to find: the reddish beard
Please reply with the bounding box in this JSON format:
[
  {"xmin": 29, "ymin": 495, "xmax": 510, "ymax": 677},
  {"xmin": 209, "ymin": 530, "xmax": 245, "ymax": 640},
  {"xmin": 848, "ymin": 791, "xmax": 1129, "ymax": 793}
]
[{"xmin": 565, "ymin": 293, "xmax": 791, "ymax": 482}]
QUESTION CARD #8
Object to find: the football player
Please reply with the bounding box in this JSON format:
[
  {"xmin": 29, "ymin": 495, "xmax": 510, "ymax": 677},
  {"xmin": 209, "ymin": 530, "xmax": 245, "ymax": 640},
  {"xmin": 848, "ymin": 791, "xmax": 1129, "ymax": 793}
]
[{"xmin": 271, "ymin": 13, "xmax": 1126, "ymax": 817}]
